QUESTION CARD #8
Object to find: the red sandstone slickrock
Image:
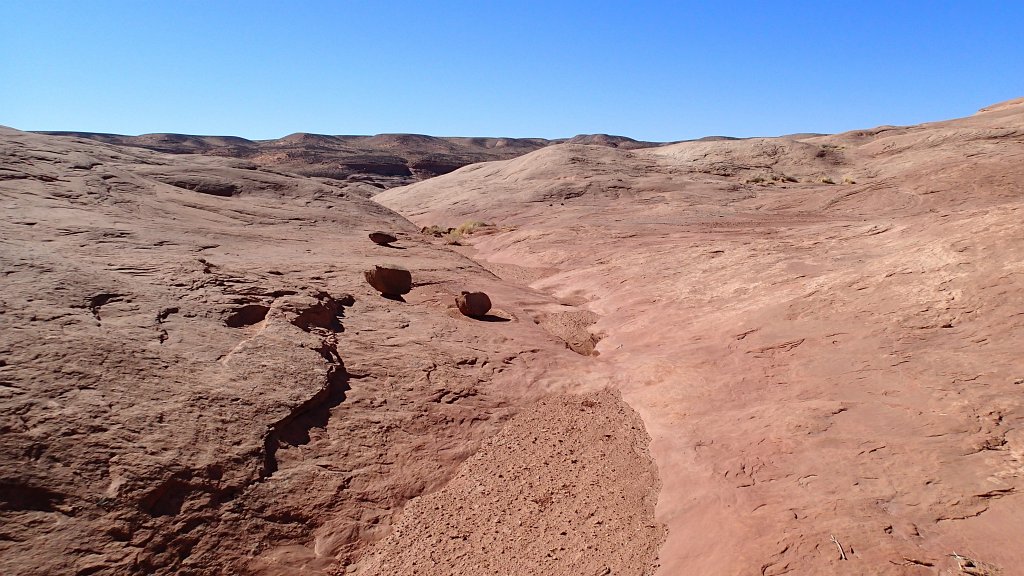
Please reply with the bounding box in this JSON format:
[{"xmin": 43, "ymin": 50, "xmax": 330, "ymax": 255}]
[{"xmin": 3, "ymin": 97, "xmax": 1024, "ymax": 576}]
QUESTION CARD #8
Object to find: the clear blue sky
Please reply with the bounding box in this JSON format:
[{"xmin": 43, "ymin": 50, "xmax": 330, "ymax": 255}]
[{"xmin": 2, "ymin": 1, "xmax": 1022, "ymax": 141}]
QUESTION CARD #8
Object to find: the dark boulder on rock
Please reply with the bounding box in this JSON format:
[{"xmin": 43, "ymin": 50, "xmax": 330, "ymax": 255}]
[
  {"xmin": 456, "ymin": 291, "xmax": 491, "ymax": 317},
  {"xmin": 365, "ymin": 265, "xmax": 412, "ymax": 296},
  {"xmin": 369, "ymin": 231, "xmax": 398, "ymax": 245}
]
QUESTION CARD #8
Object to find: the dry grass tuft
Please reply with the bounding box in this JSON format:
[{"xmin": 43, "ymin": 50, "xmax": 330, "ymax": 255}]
[
  {"xmin": 746, "ymin": 173, "xmax": 799, "ymax": 185},
  {"xmin": 423, "ymin": 220, "xmax": 495, "ymax": 245},
  {"xmin": 421, "ymin": 224, "xmax": 451, "ymax": 237},
  {"xmin": 453, "ymin": 220, "xmax": 493, "ymax": 236}
]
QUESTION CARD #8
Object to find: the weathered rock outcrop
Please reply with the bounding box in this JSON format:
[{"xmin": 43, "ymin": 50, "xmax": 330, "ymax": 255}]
[{"xmin": 0, "ymin": 127, "xmax": 614, "ymax": 576}]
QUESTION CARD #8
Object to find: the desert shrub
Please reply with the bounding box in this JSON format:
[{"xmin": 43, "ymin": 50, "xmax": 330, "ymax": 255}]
[
  {"xmin": 820, "ymin": 177, "xmax": 835, "ymax": 184},
  {"xmin": 842, "ymin": 177, "xmax": 857, "ymax": 184},
  {"xmin": 426, "ymin": 220, "xmax": 494, "ymax": 245},
  {"xmin": 421, "ymin": 225, "xmax": 453, "ymax": 237},
  {"xmin": 453, "ymin": 220, "xmax": 493, "ymax": 236},
  {"xmin": 747, "ymin": 174, "xmax": 798, "ymax": 185}
]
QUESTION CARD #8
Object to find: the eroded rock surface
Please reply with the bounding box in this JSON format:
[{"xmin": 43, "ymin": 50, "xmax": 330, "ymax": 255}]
[{"xmin": 0, "ymin": 127, "xmax": 644, "ymax": 575}]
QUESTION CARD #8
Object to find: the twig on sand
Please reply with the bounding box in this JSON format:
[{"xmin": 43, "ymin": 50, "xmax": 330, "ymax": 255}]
[
  {"xmin": 899, "ymin": 557, "xmax": 935, "ymax": 567},
  {"xmin": 830, "ymin": 534, "xmax": 847, "ymax": 561},
  {"xmin": 950, "ymin": 552, "xmax": 998, "ymax": 575}
]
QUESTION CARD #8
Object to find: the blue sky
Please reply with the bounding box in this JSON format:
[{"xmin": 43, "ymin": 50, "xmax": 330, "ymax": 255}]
[{"xmin": 2, "ymin": 1, "xmax": 1022, "ymax": 140}]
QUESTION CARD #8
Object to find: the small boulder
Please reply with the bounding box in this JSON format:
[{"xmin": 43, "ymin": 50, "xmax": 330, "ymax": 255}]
[
  {"xmin": 369, "ymin": 231, "xmax": 398, "ymax": 245},
  {"xmin": 365, "ymin": 265, "xmax": 412, "ymax": 296},
  {"xmin": 456, "ymin": 291, "xmax": 491, "ymax": 318}
]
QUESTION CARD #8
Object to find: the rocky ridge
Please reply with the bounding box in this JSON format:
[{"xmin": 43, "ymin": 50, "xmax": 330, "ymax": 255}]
[{"xmin": 36, "ymin": 130, "xmax": 668, "ymax": 198}]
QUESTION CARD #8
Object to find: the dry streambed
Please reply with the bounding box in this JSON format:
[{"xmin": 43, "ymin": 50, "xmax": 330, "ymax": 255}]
[{"xmin": 376, "ymin": 100, "xmax": 1024, "ymax": 575}]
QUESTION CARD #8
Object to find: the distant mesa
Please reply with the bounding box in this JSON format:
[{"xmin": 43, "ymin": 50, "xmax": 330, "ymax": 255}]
[
  {"xmin": 563, "ymin": 133, "xmax": 662, "ymax": 149},
  {"xmin": 33, "ymin": 129, "xmax": 674, "ymax": 196}
]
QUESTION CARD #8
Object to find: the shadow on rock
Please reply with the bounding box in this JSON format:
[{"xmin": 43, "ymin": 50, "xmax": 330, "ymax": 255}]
[{"xmin": 474, "ymin": 314, "xmax": 510, "ymax": 323}]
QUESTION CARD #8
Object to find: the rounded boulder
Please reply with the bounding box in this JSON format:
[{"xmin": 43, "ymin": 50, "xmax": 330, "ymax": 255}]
[{"xmin": 456, "ymin": 291, "xmax": 492, "ymax": 318}]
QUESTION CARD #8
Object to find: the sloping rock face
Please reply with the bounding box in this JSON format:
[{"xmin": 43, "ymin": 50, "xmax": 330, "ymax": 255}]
[
  {"xmin": 0, "ymin": 128, "xmax": 662, "ymax": 575},
  {"xmin": 377, "ymin": 99, "xmax": 1024, "ymax": 574}
]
